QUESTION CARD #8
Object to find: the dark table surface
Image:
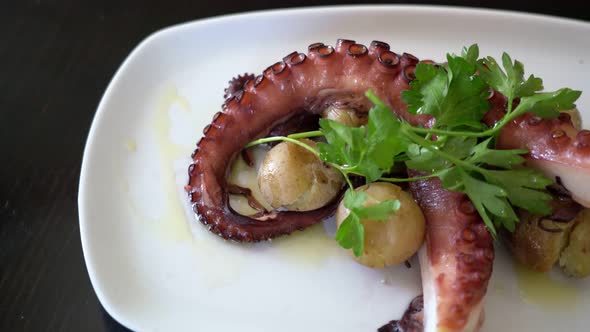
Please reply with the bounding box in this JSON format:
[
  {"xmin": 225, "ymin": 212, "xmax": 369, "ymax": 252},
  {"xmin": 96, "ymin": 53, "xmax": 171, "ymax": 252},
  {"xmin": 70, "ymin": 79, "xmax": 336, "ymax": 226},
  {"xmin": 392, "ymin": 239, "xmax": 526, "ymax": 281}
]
[{"xmin": 1, "ymin": 1, "xmax": 588, "ymax": 331}]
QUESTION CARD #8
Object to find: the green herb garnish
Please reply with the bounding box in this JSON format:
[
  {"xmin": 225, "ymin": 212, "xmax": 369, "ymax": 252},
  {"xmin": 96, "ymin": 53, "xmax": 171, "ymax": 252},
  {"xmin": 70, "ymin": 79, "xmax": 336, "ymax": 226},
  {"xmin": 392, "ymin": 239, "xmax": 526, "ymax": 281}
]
[
  {"xmin": 246, "ymin": 44, "xmax": 581, "ymax": 255},
  {"xmin": 336, "ymin": 190, "xmax": 400, "ymax": 257}
]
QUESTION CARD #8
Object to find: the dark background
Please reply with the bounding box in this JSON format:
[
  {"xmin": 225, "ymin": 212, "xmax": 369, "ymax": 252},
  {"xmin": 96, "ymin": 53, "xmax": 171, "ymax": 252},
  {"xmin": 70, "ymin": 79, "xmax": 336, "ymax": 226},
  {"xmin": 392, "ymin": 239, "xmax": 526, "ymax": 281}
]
[{"xmin": 0, "ymin": 1, "xmax": 588, "ymax": 331}]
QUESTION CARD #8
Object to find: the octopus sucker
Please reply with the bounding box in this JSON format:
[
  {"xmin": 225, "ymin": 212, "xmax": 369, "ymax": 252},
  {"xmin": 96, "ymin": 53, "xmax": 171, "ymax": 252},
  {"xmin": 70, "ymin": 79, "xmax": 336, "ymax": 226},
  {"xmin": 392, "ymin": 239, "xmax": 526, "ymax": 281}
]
[{"xmin": 188, "ymin": 39, "xmax": 589, "ymax": 332}]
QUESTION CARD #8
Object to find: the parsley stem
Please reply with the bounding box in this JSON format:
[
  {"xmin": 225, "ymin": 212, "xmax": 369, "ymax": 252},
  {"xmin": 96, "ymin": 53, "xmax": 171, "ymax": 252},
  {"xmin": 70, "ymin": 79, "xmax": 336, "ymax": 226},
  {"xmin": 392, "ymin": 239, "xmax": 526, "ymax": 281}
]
[
  {"xmin": 243, "ymin": 134, "xmax": 356, "ymax": 190},
  {"xmin": 407, "ymin": 126, "xmax": 488, "ymax": 137},
  {"xmin": 244, "ymin": 136, "xmax": 320, "ymax": 157},
  {"xmin": 505, "ymin": 93, "xmax": 514, "ymax": 116},
  {"xmin": 342, "ymin": 173, "xmax": 354, "ymax": 190},
  {"xmin": 405, "ymin": 110, "xmax": 517, "ymax": 138},
  {"xmin": 287, "ymin": 130, "xmax": 323, "ymax": 140},
  {"xmin": 379, "ymin": 173, "xmax": 438, "ymax": 183},
  {"xmin": 244, "ymin": 131, "xmax": 324, "ymax": 148}
]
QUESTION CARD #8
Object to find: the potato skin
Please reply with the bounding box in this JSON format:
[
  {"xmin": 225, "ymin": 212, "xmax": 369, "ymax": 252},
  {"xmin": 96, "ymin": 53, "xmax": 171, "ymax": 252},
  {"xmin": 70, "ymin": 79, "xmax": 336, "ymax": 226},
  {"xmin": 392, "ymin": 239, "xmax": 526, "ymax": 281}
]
[
  {"xmin": 321, "ymin": 106, "xmax": 366, "ymax": 127},
  {"xmin": 257, "ymin": 139, "xmax": 343, "ymax": 211},
  {"xmin": 507, "ymin": 212, "xmax": 574, "ymax": 272},
  {"xmin": 508, "ymin": 206, "xmax": 590, "ymax": 277},
  {"xmin": 336, "ymin": 182, "xmax": 426, "ymax": 268},
  {"xmin": 559, "ymin": 209, "xmax": 590, "ymax": 278}
]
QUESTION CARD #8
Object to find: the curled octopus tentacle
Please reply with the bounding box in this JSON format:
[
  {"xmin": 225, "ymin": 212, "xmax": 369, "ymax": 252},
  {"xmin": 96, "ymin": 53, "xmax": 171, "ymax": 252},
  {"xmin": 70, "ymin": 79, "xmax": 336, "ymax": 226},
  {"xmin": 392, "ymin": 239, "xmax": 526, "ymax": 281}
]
[{"xmin": 186, "ymin": 39, "xmax": 422, "ymax": 242}]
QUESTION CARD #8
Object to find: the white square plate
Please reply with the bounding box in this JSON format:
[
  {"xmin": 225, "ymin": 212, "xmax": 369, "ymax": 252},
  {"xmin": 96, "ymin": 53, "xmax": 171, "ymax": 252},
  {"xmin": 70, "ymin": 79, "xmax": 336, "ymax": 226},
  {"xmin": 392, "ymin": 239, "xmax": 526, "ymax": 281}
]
[{"xmin": 79, "ymin": 5, "xmax": 590, "ymax": 331}]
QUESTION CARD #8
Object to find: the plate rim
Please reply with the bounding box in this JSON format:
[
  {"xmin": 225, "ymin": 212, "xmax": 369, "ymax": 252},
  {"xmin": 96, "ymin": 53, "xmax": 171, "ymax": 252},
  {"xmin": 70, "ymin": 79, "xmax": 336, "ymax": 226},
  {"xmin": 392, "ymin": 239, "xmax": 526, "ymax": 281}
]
[{"xmin": 78, "ymin": 4, "xmax": 590, "ymax": 330}]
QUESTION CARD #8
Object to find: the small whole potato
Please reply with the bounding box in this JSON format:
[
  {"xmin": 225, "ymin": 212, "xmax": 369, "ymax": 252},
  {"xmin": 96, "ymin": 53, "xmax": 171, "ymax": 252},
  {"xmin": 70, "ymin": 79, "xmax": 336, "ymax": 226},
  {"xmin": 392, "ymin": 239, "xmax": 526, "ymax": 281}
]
[
  {"xmin": 336, "ymin": 182, "xmax": 426, "ymax": 268},
  {"xmin": 257, "ymin": 139, "xmax": 344, "ymax": 211},
  {"xmin": 321, "ymin": 106, "xmax": 366, "ymax": 127}
]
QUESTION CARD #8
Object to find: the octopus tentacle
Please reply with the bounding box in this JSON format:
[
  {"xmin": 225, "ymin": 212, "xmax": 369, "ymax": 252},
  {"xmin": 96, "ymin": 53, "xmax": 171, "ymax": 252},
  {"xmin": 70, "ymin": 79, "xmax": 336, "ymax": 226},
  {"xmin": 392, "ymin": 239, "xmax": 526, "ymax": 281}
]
[
  {"xmin": 187, "ymin": 40, "xmax": 421, "ymax": 242},
  {"xmin": 409, "ymin": 174, "xmax": 493, "ymax": 332},
  {"xmin": 380, "ymin": 58, "xmax": 494, "ymax": 332},
  {"xmin": 485, "ymin": 97, "xmax": 590, "ymax": 207},
  {"xmin": 223, "ymin": 73, "xmax": 255, "ymax": 99},
  {"xmin": 379, "ymin": 295, "xmax": 424, "ymax": 332}
]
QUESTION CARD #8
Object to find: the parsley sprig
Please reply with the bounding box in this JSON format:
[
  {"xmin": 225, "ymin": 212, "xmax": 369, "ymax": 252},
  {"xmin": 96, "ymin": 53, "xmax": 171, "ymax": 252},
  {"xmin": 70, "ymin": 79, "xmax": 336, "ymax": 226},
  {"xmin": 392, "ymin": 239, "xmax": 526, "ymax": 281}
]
[
  {"xmin": 246, "ymin": 44, "xmax": 581, "ymax": 255},
  {"xmin": 335, "ymin": 190, "xmax": 401, "ymax": 257}
]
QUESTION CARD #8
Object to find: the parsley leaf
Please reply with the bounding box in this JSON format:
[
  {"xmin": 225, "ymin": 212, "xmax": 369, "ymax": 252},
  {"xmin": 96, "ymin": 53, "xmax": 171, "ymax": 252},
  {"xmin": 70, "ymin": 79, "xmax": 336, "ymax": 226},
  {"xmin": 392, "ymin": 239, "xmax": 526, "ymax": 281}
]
[
  {"xmin": 335, "ymin": 189, "xmax": 400, "ymax": 257},
  {"xmin": 318, "ymin": 98, "xmax": 408, "ymax": 182},
  {"xmin": 318, "ymin": 119, "xmax": 382, "ymax": 180},
  {"xmin": 511, "ymin": 88, "xmax": 582, "ymax": 119},
  {"xmin": 441, "ymin": 55, "xmax": 490, "ymax": 129},
  {"xmin": 458, "ymin": 167, "xmax": 552, "ymax": 233},
  {"xmin": 481, "ymin": 169, "xmax": 553, "ymax": 215},
  {"xmin": 336, "ymin": 213, "xmax": 365, "ymax": 257},
  {"xmin": 449, "ymin": 141, "xmax": 553, "ymax": 234},
  {"xmin": 476, "ymin": 51, "xmax": 580, "ymax": 122},
  {"xmin": 461, "ymin": 44, "xmax": 479, "ymax": 65},
  {"xmin": 445, "ymin": 136, "xmax": 478, "ymax": 159},
  {"xmin": 406, "ymin": 144, "xmax": 449, "ymax": 172},
  {"xmin": 438, "ymin": 167, "xmax": 463, "ymax": 191},
  {"xmin": 366, "ymin": 103, "xmax": 409, "ymax": 172},
  {"xmin": 402, "ymin": 53, "xmax": 489, "ymax": 129},
  {"xmin": 406, "ymin": 136, "xmax": 476, "ymax": 172},
  {"xmin": 402, "ymin": 64, "xmax": 447, "ymax": 116},
  {"xmin": 459, "ymin": 169, "xmax": 517, "ymax": 235},
  {"xmin": 477, "ymin": 53, "xmax": 543, "ymax": 99},
  {"xmin": 335, "ymin": 213, "xmax": 364, "ymax": 257},
  {"xmin": 468, "ymin": 137, "xmax": 527, "ymax": 169}
]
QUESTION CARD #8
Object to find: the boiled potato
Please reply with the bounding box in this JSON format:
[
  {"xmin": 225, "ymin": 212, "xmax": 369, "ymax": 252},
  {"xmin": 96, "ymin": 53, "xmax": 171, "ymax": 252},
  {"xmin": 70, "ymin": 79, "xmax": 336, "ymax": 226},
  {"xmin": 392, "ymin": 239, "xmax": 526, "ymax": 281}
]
[
  {"xmin": 257, "ymin": 139, "xmax": 344, "ymax": 211},
  {"xmin": 336, "ymin": 182, "xmax": 426, "ymax": 268},
  {"xmin": 321, "ymin": 106, "xmax": 366, "ymax": 127},
  {"xmin": 559, "ymin": 209, "xmax": 590, "ymax": 278},
  {"xmin": 507, "ymin": 210, "xmax": 574, "ymax": 272}
]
